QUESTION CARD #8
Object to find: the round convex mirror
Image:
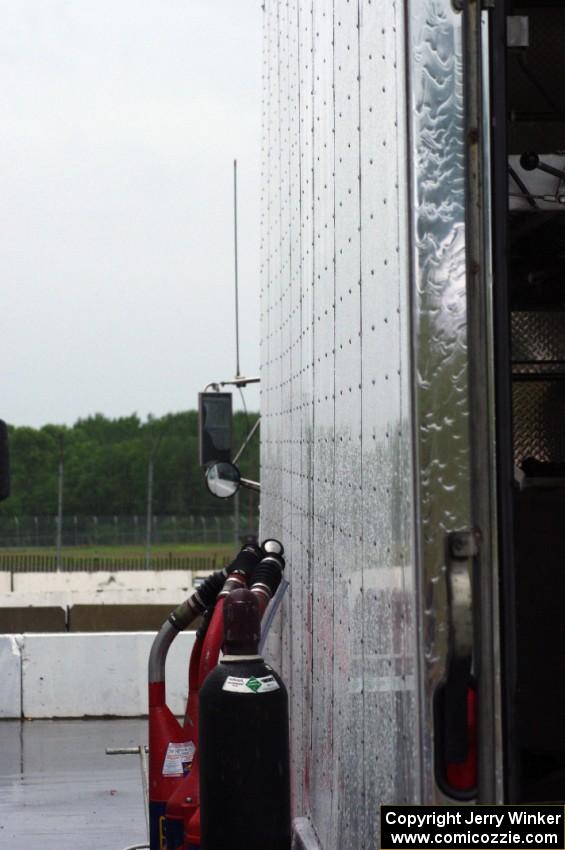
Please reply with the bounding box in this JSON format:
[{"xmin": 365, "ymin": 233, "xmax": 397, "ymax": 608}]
[{"xmin": 205, "ymin": 461, "xmax": 241, "ymax": 499}]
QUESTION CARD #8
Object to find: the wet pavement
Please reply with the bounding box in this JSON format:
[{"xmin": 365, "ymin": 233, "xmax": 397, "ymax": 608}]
[{"xmin": 0, "ymin": 719, "xmax": 148, "ymax": 850}]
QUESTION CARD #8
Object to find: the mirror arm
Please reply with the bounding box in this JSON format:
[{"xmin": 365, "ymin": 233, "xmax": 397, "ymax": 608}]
[
  {"xmin": 203, "ymin": 377, "xmax": 260, "ymax": 392},
  {"xmin": 240, "ymin": 477, "xmax": 260, "ymax": 493},
  {"xmin": 221, "ymin": 376, "xmax": 260, "ymax": 387},
  {"xmin": 233, "ymin": 417, "xmax": 260, "ymax": 466}
]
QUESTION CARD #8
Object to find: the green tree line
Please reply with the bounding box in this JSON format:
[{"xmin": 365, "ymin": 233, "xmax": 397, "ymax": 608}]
[{"xmin": 0, "ymin": 411, "xmax": 259, "ymax": 517}]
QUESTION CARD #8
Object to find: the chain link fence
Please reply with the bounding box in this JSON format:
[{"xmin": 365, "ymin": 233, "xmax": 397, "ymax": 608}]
[
  {"xmin": 0, "ymin": 514, "xmax": 258, "ymax": 549},
  {"xmin": 0, "ymin": 551, "xmax": 222, "ymax": 574}
]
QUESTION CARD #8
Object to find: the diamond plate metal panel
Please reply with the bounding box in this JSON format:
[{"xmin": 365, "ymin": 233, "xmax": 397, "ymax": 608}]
[
  {"xmin": 511, "ymin": 310, "xmax": 565, "ymax": 465},
  {"xmin": 513, "ymin": 380, "xmax": 565, "ymax": 465},
  {"xmin": 512, "ymin": 311, "xmax": 565, "ymax": 363}
]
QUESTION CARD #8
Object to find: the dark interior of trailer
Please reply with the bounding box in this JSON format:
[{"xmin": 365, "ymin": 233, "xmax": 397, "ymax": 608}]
[{"xmin": 493, "ymin": 0, "xmax": 565, "ymax": 804}]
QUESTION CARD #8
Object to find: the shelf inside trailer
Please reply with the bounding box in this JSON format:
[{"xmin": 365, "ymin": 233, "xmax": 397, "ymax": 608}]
[
  {"xmin": 500, "ymin": 2, "xmax": 565, "ymax": 802},
  {"xmin": 510, "ymin": 311, "xmax": 565, "ymax": 468}
]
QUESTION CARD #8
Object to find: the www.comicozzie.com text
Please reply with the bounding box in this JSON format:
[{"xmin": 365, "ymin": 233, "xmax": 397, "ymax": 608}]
[{"xmin": 381, "ymin": 806, "xmax": 565, "ymax": 848}]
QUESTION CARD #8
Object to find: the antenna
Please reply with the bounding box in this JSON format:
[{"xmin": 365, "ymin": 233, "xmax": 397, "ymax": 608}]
[{"xmin": 233, "ymin": 159, "xmax": 241, "ymax": 379}]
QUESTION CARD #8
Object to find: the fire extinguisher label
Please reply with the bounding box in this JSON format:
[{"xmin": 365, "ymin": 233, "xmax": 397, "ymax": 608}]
[
  {"xmin": 162, "ymin": 740, "xmax": 196, "ymax": 776},
  {"xmin": 222, "ymin": 674, "xmax": 280, "ymax": 694}
]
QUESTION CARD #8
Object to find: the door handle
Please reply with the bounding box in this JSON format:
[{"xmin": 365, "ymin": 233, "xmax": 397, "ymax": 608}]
[{"xmin": 443, "ymin": 530, "xmax": 477, "ymax": 762}]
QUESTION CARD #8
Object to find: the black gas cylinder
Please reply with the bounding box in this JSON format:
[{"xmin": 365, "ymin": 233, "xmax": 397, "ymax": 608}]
[{"xmin": 199, "ymin": 588, "xmax": 291, "ymax": 850}]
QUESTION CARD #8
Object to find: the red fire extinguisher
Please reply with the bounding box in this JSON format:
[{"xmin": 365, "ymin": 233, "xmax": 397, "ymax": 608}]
[
  {"xmin": 147, "ymin": 543, "xmax": 261, "ymax": 850},
  {"xmin": 163, "ymin": 568, "xmax": 252, "ymax": 850},
  {"xmin": 179, "ymin": 540, "xmax": 286, "ymax": 850}
]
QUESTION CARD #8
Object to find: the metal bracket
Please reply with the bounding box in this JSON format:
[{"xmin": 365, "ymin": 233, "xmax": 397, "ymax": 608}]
[
  {"xmin": 449, "ymin": 529, "xmax": 480, "ymax": 560},
  {"xmin": 441, "ymin": 530, "xmax": 479, "ymax": 762},
  {"xmin": 106, "ymin": 745, "xmax": 149, "ymax": 840},
  {"xmin": 204, "ymin": 376, "xmax": 260, "ymax": 392},
  {"xmin": 233, "ymin": 416, "xmax": 260, "ymax": 465},
  {"xmin": 452, "ymin": 0, "xmax": 495, "ymax": 11},
  {"xmin": 447, "ymin": 530, "xmax": 477, "ymax": 660},
  {"xmin": 292, "ymin": 818, "xmax": 323, "ymax": 850}
]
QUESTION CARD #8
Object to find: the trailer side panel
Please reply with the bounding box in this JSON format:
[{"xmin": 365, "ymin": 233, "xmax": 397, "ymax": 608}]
[{"xmin": 261, "ymin": 1, "xmax": 421, "ymax": 845}]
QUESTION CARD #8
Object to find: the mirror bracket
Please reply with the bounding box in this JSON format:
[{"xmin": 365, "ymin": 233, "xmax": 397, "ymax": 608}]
[
  {"xmin": 233, "ymin": 417, "xmax": 260, "ymax": 466},
  {"xmin": 204, "ymin": 376, "xmax": 260, "ymax": 391},
  {"xmin": 240, "ymin": 476, "xmax": 260, "ymax": 493},
  {"xmin": 205, "ymin": 462, "xmax": 260, "ymax": 499}
]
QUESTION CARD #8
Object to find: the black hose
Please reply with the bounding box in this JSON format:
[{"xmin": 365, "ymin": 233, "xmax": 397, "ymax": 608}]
[
  {"xmin": 168, "ymin": 543, "xmax": 261, "ymax": 630},
  {"xmin": 196, "ymin": 604, "xmax": 216, "ymax": 641},
  {"xmin": 250, "ymin": 554, "xmax": 285, "ymax": 598},
  {"xmin": 225, "ymin": 542, "xmax": 261, "ymax": 577}
]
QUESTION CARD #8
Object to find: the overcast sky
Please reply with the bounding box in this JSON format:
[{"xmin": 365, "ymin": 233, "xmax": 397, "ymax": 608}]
[{"xmin": 1, "ymin": 0, "xmax": 262, "ymax": 427}]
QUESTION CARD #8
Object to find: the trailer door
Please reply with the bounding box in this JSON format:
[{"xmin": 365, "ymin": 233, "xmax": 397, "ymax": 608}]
[{"xmin": 406, "ymin": 0, "xmax": 504, "ymax": 804}]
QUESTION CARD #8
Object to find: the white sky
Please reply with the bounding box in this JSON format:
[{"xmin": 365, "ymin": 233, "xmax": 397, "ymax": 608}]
[{"xmin": 1, "ymin": 0, "xmax": 262, "ymax": 427}]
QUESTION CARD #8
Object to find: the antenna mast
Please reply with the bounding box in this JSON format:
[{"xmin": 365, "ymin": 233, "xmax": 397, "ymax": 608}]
[{"xmin": 233, "ymin": 159, "xmax": 241, "ymax": 378}]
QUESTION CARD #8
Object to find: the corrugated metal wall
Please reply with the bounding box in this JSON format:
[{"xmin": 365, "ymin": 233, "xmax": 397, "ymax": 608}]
[{"xmin": 260, "ymin": 2, "xmax": 420, "ymax": 846}]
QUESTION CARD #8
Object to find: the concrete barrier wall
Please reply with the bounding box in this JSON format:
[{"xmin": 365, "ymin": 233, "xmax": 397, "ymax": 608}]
[
  {"xmin": 67, "ymin": 603, "xmax": 180, "ymax": 632},
  {"xmin": 0, "ymin": 589, "xmax": 194, "ymax": 632},
  {"xmin": 0, "ymin": 607, "xmax": 67, "ymax": 633},
  {"xmin": 0, "ymin": 631, "xmax": 196, "ymax": 719},
  {"xmin": 13, "ymin": 570, "xmax": 202, "ymax": 594},
  {"xmin": 0, "ymin": 635, "xmax": 23, "ymax": 717},
  {"xmin": 0, "ymin": 589, "xmax": 189, "ymax": 609}
]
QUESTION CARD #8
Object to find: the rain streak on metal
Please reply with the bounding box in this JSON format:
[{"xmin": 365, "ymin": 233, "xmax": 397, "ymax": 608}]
[{"xmin": 259, "ymin": 0, "xmax": 434, "ymax": 846}]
